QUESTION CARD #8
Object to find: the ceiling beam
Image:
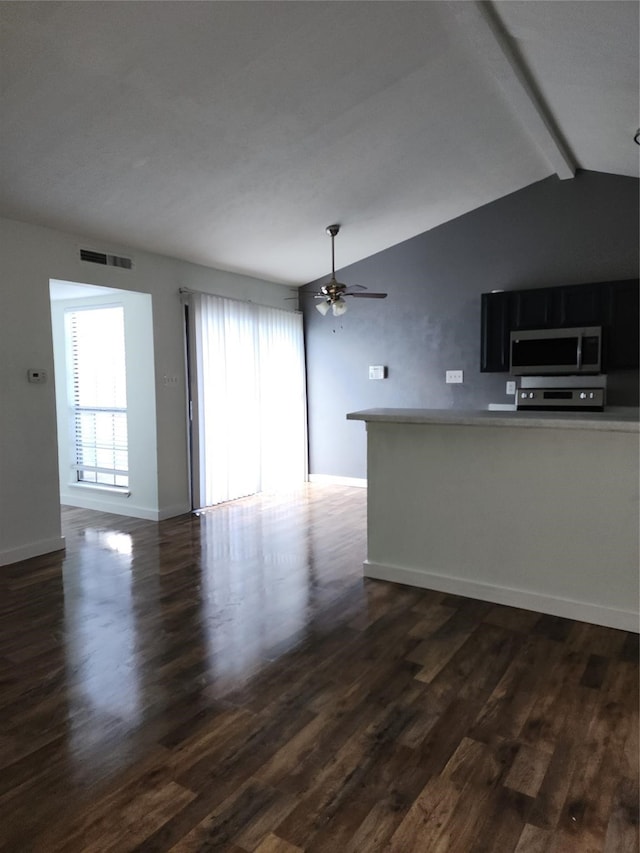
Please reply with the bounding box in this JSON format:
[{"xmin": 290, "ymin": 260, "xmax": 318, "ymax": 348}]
[{"xmin": 453, "ymin": 1, "xmax": 576, "ymax": 180}]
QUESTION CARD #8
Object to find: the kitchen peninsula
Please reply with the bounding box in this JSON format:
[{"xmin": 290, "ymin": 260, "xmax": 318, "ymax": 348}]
[{"xmin": 347, "ymin": 408, "xmax": 639, "ymax": 632}]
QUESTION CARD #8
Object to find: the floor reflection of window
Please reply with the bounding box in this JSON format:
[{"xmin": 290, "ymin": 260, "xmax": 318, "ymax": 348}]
[
  {"xmin": 64, "ymin": 529, "xmax": 141, "ymax": 726},
  {"xmin": 199, "ymin": 502, "xmax": 310, "ymax": 684}
]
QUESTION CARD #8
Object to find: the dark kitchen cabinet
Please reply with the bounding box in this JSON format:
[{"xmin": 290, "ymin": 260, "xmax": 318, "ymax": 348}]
[
  {"xmin": 480, "ymin": 291, "xmax": 510, "ymax": 372},
  {"xmin": 480, "ymin": 279, "xmax": 639, "ymax": 372},
  {"xmin": 602, "ymin": 279, "xmax": 639, "ymax": 369},
  {"xmin": 557, "ymin": 282, "xmax": 602, "ymax": 327},
  {"xmin": 511, "ymin": 288, "xmax": 554, "ymax": 329}
]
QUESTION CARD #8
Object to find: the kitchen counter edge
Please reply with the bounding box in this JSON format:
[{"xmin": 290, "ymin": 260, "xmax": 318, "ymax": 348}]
[{"xmin": 346, "ymin": 408, "xmax": 640, "ymax": 433}]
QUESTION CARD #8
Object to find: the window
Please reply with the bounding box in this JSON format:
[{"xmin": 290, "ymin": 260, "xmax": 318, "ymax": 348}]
[
  {"xmin": 186, "ymin": 292, "xmax": 307, "ymax": 508},
  {"xmin": 65, "ymin": 305, "xmax": 129, "ymax": 488}
]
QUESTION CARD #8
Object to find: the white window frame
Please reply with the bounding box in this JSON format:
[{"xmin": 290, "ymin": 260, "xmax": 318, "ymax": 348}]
[{"xmin": 64, "ymin": 304, "xmax": 129, "ymax": 490}]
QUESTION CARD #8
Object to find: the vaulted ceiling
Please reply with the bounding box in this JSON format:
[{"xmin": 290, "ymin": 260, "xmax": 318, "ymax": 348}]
[{"xmin": 1, "ymin": 1, "xmax": 638, "ymax": 285}]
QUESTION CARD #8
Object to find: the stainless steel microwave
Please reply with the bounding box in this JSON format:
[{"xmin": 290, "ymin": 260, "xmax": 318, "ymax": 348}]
[{"xmin": 510, "ymin": 326, "xmax": 602, "ymax": 375}]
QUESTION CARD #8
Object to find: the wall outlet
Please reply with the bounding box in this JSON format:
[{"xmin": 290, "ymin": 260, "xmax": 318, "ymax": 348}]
[
  {"xmin": 369, "ymin": 365, "xmax": 386, "ymax": 380},
  {"xmin": 506, "ymin": 380, "xmax": 516, "ymax": 395},
  {"xmin": 445, "ymin": 370, "xmax": 463, "ymax": 384}
]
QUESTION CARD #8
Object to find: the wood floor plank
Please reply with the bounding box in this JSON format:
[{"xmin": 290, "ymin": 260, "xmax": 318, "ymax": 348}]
[
  {"xmin": 58, "ymin": 781, "xmax": 196, "ymax": 853},
  {"xmin": 482, "ymin": 604, "xmax": 542, "ymax": 634},
  {"xmin": 164, "ymin": 780, "xmax": 283, "ymax": 852},
  {"xmin": 130, "ymin": 794, "xmax": 229, "ymax": 853},
  {"xmin": 602, "ymin": 776, "xmax": 640, "ymax": 853},
  {"xmin": 232, "ymin": 787, "xmax": 299, "ymax": 852},
  {"xmin": 0, "ymin": 485, "xmax": 636, "ymax": 853},
  {"xmin": 387, "ymin": 775, "xmax": 462, "ymax": 852},
  {"xmin": 408, "ymin": 599, "xmax": 491, "ymax": 682},
  {"xmin": 470, "ymin": 634, "xmax": 562, "ymax": 743},
  {"xmin": 407, "ymin": 602, "xmax": 457, "ymax": 638},
  {"xmin": 253, "ymin": 834, "xmax": 304, "ymax": 853},
  {"xmin": 550, "ymin": 659, "xmax": 640, "ymax": 852},
  {"xmin": 514, "ymin": 823, "xmax": 553, "ymax": 853},
  {"xmin": 468, "ymin": 787, "xmax": 534, "ymax": 853},
  {"xmin": 308, "ymin": 738, "xmax": 430, "ymax": 852},
  {"xmin": 272, "ymin": 672, "xmax": 425, "ymax": 849},
  {"xmin": 524, "ymin": 687, "xmax": 600, "ymax": 832},
  {"xmin": 504, "ymin": 743, "xmax": 553, "ymax": 799}
]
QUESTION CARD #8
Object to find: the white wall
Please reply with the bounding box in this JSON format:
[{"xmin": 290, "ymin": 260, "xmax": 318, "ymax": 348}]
[
  {"xmin": 363, "ymin": 419, "xmax": 639, "ymax": 631},
  {"xmin": 0, "ymin": 216, "xmax": 295, "ymax": 565},
  {"xmin": 51, "ymin": 289, "xmax": 159, "ymax": 519}
]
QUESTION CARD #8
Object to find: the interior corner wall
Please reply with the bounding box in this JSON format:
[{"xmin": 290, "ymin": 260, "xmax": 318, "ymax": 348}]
[
  {"xmin": 0, "ymin": 216, "xmax": 294, "ymax": 566},
  {"xmin": 302, "ymin": 170, "xmax": 640, "ymax": 480}
]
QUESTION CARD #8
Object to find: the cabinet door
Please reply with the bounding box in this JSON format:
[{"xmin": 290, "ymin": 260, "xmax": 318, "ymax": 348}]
[
  {"xmin": 481, "ymin": 292, "xmax": 510, "ymax": 372},
  {"xmin": 511, "ymin": 288, "xmax": 554, "ymax": 329},
  {"xmin": 557, "ymin": 282, "xmax": 602, "ymax": 327},
  {"xmin": 602, "ymin": 279, "xmax": 639, "ymax": 370}
]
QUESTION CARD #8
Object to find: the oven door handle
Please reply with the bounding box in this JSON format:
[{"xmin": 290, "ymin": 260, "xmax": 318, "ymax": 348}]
[{"xmin": 576, "ymin": 335, "xmax": 582, "ymax": 370}]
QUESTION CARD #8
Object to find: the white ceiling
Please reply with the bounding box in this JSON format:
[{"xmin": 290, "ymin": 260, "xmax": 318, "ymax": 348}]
[{"xmin": 1, "ymin": 1, "xmax": 638, "ymax": 286}]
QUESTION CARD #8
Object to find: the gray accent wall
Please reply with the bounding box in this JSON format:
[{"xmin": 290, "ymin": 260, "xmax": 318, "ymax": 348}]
[{"xmin": 301, "ymin": 170, "xmax": 639, "ymax": 480}]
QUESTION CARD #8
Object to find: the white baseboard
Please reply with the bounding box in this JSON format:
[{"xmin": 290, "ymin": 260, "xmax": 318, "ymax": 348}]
[
  {"xmin": 62, "ymin": 491, "xmax": 191, "ymax": 521},
  {"xmin": 61, "ymin": 492, "xmax": 160, "ymax": 521},
  {"xmin": 363, "ymin": 560, "xmax": 639, "ymax": 633},
  {"xmin": 0, "ymin": 536, "xmax": 66, "ymax": 567},
  {"xmin": 308, "ymin": 474, "xmax": 367, "ymax": 488}
]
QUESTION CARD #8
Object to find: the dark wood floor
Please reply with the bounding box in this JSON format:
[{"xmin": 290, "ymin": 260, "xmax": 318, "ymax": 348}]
[{"xmin": 0, "ymin": 485, "xmax": 637, "ymax": 852}]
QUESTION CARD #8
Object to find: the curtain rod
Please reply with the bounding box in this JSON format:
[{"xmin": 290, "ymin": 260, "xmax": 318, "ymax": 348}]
[{"xmin": 178, "ymin": 286, "xmax": 300, "ymax": 313}]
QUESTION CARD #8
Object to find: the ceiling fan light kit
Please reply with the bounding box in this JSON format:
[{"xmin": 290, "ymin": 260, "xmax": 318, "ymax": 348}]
[
  {"xmin": 315, "ymin": 297, "xmax": 348, "ymax": 317},
  {"xmin": 309, "ymin": 224, "xmax": 388, "ymax": 317},
  {"xmin": 332, "ymin": 297, "xmax": 348, "ymax": 316}
]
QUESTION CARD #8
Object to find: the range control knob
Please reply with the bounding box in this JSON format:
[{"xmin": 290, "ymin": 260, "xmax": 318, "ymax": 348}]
[
  {"xmin": 521, "ymin": 392, "xmax": 527, "ymax": 399},
  {"xmin": 579, "ymin": 392, "xmax": 587, "ymax": 399},
  {"xmin": 529, "ymin": 392, "xmax": 535, "ymax": 399}
]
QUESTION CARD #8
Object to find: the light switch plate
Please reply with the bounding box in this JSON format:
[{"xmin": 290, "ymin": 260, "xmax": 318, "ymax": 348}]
[
  {"xmin": 506, "ymin": 380, "xmax": 516, "ymax": 395},
  {"xmin": 446, "ymin": 370, "xmax": 463, "ymax": 384},
  {"xmin": 369, "ymin": 365, "xmax": 386, "ymax": 380}
]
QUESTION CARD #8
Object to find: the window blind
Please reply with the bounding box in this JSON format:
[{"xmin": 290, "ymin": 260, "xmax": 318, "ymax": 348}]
[
  {"xmin": 66, "ymin": 306, "xmax": 129, "ymax": 488},
  {"xmin": 186, "ymin": 293, "xmax": 307, "ymax": 509}
]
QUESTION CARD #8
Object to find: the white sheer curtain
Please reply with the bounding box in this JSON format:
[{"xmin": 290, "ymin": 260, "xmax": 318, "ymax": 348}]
[{"xmin": 187, "ymin": 292, "xmax": 307, "ymax": 509}]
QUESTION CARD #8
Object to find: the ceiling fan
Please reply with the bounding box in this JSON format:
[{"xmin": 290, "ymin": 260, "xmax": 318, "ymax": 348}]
[{"xmin": 305, "ymin": 224, "xmax": 388, "ymax": 316}]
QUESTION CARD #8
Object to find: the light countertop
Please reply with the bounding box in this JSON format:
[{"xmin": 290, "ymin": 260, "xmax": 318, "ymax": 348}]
[{"xmin": 346, "ymin": 407, "xmax": 640, "ymax": 432}]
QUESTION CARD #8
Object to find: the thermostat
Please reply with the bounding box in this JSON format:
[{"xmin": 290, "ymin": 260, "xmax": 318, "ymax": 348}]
[{"xmin": 27, "ymin": 369, "xmax": 47, "ymax": 383}]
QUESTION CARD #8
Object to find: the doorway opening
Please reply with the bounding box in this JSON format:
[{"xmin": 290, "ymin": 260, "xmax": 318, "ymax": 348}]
[{"xmin": 49, "ymin": 279, "xmax": 158, "ymax": 518}]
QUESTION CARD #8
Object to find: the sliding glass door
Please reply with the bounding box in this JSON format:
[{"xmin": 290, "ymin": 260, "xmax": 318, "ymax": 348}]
[{"xmin": 185, "ymin": 292, "xmax": 307, "ymax": 509}]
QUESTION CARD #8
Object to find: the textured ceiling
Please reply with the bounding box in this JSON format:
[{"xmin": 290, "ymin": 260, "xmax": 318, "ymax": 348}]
[{"xmin": 1, "ymin": 1, "xmax": 638, "ymax": 285}]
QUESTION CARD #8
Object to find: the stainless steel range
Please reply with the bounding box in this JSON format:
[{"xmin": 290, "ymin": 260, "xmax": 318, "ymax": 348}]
[
  {"xmin": 516, "ymin": 387, "xmax": 605, "ymax": 411},
  {"xmin": 515, "ymin": 375, "xmax": 607, "ymax": 411}
]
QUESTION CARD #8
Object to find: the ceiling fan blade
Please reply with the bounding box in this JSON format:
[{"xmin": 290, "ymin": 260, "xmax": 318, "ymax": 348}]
[
  {"xmin": 348, "ymin": 292, "xmax": 388, "ymax": 299},
  {"xmin": 343, "ymin": 284, "xmax": 367, "ymax": 292}
]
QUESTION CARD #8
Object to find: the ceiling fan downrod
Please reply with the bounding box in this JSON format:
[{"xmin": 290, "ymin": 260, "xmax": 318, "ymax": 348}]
[{"xmin": 326, "ymin": 224, "xmax": 340, "ymax": 282}]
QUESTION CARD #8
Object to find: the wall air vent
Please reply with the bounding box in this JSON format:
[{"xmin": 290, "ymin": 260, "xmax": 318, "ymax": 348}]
[{"xmin": 80, "ymin": 249, "xmax": 133, "ymax": 270}]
